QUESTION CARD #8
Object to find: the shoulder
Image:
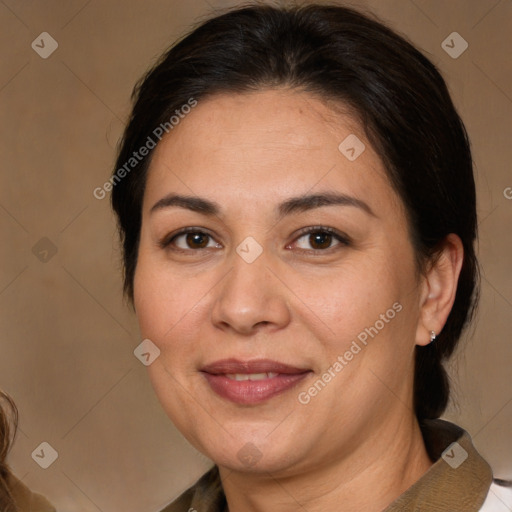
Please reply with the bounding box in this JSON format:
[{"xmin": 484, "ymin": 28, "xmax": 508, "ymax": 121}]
[
  {"xmin": 6, "ymin": 472, "xmax": 56, "ymax": 512},
  {"xmin": 159, "ymin": 466, "xmax": 226, "ymax": 512},
  {"xmin": 480, "ymin": 480, "xmax": 512, "ymax": 511}
]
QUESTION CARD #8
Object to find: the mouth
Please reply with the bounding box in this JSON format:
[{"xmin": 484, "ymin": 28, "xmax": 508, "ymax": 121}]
[{"xmin": 200, "ymin": 358, "xmax": 312, "ymax": 405}]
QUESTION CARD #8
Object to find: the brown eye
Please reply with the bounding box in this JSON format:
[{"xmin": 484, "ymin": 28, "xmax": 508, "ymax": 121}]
[
  {"xmin": 292, "ymin": 227, "xmax": 350, "ymax": 252},
  {"xmin": 167, "ymin": 230, "xmax": 221, "ymax": 251},
  {"xmin": 185, "ymin": 232, "xmax": 210, "ymax": 248},
  {"xmin": 308, "ymin": 232, "xmax": 332, "ymax": 250}
]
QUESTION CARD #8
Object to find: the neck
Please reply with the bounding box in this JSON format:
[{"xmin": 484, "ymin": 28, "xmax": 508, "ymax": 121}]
[{"xmin": 219, "ymin": 413, "xmax": 432, "ymax": 512}]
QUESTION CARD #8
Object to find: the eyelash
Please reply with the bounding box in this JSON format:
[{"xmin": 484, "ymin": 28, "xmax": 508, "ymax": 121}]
[
  {"xmin": 160, "ymin": 226, "xmax": 351, "ymax": 254},
  {"xmin": 292, "ymin": 226, "xmax": 351, "ymax": 253}
]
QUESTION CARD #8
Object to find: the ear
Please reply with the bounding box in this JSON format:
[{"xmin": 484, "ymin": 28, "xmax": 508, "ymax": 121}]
[{"xmin": 415, "ymin": 234, "xmax": 464, "ymax": 347}]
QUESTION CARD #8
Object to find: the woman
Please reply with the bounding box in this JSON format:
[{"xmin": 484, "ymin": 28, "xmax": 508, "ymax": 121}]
[
  {"xmin": 0, "ymin": 391, "xmax": 55, "ymax": 511},
  {"xmin": 111, "ymin": 4, "xmax": 510, "ymax": 511}
]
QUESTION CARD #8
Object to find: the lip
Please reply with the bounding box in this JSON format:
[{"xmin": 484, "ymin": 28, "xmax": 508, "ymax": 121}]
[
  {"xmin": 201, "ymin": 358, "xmax": 309, "ymax": 375},
  {"xmin": 201, "ymin": 358, "xmax": 312, "ymax": 405}
]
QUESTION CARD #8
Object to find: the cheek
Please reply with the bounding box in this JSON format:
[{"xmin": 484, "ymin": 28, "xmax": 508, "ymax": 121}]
[
  {"xmin": 291, "ymin": 252, "xmax": 420, "ymax": 383},
  {"xmin": 290, "ymin": 257, "xmax": 405, "ymax": 333},
  {"xmin": 133, "ymin": 253, "xmax": 194, "ymax": 341},
  {"xmin": 133, "ymin": 250, "xmax": 221, "ymax": 373},
  {"xmin": 133, "ymin": 257, "xmax": 209, "ymax": 418}
]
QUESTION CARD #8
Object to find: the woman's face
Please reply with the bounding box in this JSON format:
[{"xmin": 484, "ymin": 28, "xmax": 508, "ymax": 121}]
[{"xmin": 134, "ymin": 89, "xmax": 427, "ymax": 474}]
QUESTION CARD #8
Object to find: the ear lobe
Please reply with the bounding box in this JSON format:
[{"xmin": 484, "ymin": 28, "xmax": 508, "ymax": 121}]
[{"xmin": 415, "ymin": 234, "xmax": 464, "ymax": 347}]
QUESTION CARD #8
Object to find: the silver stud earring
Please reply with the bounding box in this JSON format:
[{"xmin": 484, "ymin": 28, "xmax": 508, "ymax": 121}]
[{"xmin": 430, "ymin": 331, "xmax": 437, "ymax": 343}]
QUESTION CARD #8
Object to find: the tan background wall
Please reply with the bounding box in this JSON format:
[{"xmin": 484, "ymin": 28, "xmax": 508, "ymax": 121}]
[{"xmin": 0, "ymin": 0, "xmax": 510, "ymax": 510}]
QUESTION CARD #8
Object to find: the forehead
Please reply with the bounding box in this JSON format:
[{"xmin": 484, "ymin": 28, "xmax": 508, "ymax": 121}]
[{"xmin": 143, "ymin": 89, "xmax": 401, "ymax": 216}]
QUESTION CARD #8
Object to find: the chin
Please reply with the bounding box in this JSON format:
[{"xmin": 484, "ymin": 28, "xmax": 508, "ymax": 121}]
[{"xmin": 195, "ymin": 429, "xmax": 304, "ymax": 475}]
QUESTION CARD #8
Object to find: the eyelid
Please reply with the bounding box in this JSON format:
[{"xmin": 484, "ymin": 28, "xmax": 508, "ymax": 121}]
[
  {"xmin": 159, "ymin": 227, "xmax": 221, "ymax": 249},
  {"xmin": 159, "ymin": 225, "xmax": 351, "ymax": 252},
  {"xmin": 288, "ymin": 225, "xmax": 351, "ymax": 251}
]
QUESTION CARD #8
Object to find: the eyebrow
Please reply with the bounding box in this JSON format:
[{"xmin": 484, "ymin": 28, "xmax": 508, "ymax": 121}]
[
  {"xmin": 150, "ymin": 192, "xmax": 375, "ymax": 218},
  {"xmin": 277, "ymin": 192, "xmax": 375, "ymax": 219}
]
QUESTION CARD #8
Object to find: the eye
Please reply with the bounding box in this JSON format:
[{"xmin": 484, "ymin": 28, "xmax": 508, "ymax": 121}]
[
  {"xmin": 291, "ymin": 227, "xmax": 350, "ymax": 252},
  {"xmin": 163, "ymin": 229, "xmax": 222, "ymax": 251}
]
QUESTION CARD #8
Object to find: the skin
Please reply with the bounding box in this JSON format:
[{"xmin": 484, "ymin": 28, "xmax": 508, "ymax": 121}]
[{"xmin": 134, "ymin": 89, "xmax": 463, "ymax": 512}]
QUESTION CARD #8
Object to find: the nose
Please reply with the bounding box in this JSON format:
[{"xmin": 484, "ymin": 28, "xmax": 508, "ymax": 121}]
[{"xmin": 210, "ymin": 252, "xmax": 291, "ymax": 336}]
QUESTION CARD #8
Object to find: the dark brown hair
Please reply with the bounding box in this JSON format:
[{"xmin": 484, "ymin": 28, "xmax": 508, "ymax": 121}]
[
  {"xmin": 111, "ymin": 4, "xmax": 478, "ymax": 420},
  {"xmin": 0, "ymin": 391, "xmax": 17, "ymax": 511}
]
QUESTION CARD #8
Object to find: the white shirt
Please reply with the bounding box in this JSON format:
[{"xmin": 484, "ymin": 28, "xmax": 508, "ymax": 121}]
[{"xmin": 480, "ymin": 482, "xmax": 512, "ymax": 511}]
